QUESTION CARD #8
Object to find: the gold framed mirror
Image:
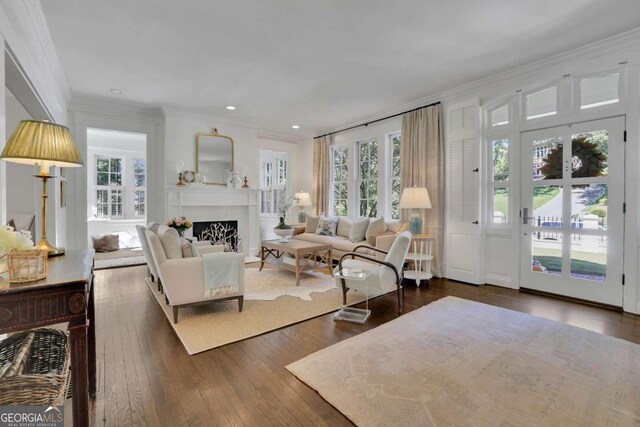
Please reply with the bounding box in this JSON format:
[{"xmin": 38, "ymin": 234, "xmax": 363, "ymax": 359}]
[{"xmin": 195, "ymin": 128, "xmax": 234, "ymax": 185}]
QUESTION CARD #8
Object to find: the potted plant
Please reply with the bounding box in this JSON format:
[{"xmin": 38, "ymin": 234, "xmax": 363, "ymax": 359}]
[
  {"xmin": 273, "ymin": 197, "xmax": 294, "ymax": 242},
  {"xmin": 273, "ymin": 216, "xmax": 293, "ymax": 242}
]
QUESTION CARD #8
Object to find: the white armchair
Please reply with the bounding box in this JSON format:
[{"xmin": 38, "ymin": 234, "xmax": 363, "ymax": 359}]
[
  {"xmin": 144, "ymin": 229, "xmax": 245, "ymax": 323},
  {"xmin": 337, "ymin": 231, "xmax": 412, "ymax": 314}
]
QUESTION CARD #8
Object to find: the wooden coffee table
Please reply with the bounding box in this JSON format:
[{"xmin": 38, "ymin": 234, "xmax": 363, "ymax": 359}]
[{"xmin": 259, "ymin": 239, "xmax": 332, "ymax": 286}]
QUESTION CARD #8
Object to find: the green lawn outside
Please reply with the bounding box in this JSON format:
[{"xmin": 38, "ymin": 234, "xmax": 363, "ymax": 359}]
[
  {"xmin": 493, "ymin": 187, "xmax": 561, "ymax": 219},
  {"xmin": 532, "ymin": 248, "xmax": 606, "ymax": 276}
]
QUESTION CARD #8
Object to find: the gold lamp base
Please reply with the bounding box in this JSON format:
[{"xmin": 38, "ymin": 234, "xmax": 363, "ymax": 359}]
[{"xmin": 36, "ymin": 238, "xmax": 65, "ymax": 257}]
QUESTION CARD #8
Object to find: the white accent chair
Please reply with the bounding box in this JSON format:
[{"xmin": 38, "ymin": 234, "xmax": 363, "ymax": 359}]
[
  {"xmin": 144, "ymin": 229, "xmax": 245, "ymax": 323},
  {"xmin": 337, "ymin": 231, "xmax": 412, "ymax": 314},
  {"xmin": 136, "ymin": 224, "xmax": 160, "ymax": 286}
]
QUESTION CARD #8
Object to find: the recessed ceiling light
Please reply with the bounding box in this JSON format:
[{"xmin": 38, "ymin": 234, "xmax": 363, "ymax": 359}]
[
  {"xmin": 110, "ymin": 89, "xmax": 122, "ymax": 94},
  {"xmin": 226, "ymin": 106, "xmax": 236, "ymax": 110},
  {"xmin": 291, "ymin": 125, "xmax": 300, "ymax": 129}
]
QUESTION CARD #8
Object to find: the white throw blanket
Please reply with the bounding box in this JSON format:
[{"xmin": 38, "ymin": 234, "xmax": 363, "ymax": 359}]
[{"xmin": 202, "ymin": 252, "xmax": 241, "ymax": 297}]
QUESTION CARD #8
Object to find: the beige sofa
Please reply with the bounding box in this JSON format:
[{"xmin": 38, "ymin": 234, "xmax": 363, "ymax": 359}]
[{"xmin": 291, "ymin": 216, "xmax": 405, "ymax": 261}]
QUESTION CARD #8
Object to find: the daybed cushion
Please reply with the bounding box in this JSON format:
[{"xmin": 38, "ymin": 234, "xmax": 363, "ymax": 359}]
[
  {"xmin": 92, "ymin": 234, "xmax": 119, "ymax": 252},
  {"xmin": 158, "ymin": 225, "xmax": 183, "ymax": 259}
]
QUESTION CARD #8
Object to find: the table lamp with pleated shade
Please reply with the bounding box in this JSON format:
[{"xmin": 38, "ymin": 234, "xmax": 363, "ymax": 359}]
[
  {"xmin": 400, "ymin": 186, "xmax": 432, "ymax": 235},
  {"xmin": 1, "ymin": 120, "xmax": 83, "ymax": 256}
]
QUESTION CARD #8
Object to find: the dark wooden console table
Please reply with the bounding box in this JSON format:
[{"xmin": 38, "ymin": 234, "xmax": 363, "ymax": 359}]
[{"xmin": 0, "ymin": 249, "xmax": 95, "ymax": 426}]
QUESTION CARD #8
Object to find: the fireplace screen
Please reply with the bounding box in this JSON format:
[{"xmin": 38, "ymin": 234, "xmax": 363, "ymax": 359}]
[{"xmin": 193, "ymin": 220, "xmax": 242, "ymax": 253}]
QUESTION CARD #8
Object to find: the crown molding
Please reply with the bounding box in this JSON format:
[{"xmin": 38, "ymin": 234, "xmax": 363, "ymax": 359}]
[
  {"xmin": 0, "ymin": 0, "xmax": 71, "ymax": 121},
  {"xmin": 69, "ymin": 94, "xmax": 165, "ymax": 122},
  {"xmin": 162, "ymin": 107, "xmax": 307, "ymax": 142},
  {"xmin": 318, "ymin": 26, "xmax": 640, "ymax": 136}
]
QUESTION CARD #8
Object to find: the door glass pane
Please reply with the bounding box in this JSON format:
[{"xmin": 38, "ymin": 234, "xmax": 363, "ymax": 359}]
[
  {"xmin": 571, "ymin": 235, "xmax": 606, "ymax": 282},
  {"xmin": 492, "ymin": 139, "xmax": 509, "ymax": 182},
  {"xmin": 571, "ymin": 184, "xmax": 608, "ymax": 230},
  {"xmin": 571, "ymin": 130, "xmax": 608, "ymax": 178},
  {"xmin": 492, "ymin": 188, "xmax": 508, "ymax": 223},
  {"xmin": 532, "ymin": 137, "xmax": 562, "ymax": 180},
  {"xmin": 532, "ymin": 185, "xmax": 562, "ymax": 226},
  {"xmin": 532, "ymin": 233, "xmax": 562, "ymax": 275}
]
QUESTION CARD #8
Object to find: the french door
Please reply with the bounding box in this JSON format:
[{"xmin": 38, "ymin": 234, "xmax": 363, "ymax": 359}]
[{"xmin": 519, "ymin": 117, "xmax": 625, "ymax": 306}]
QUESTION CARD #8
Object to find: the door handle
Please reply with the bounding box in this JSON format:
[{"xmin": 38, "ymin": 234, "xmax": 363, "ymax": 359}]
[{"xmin": 522, "ymin": 207, "xmax": 535, "ymax": 225}]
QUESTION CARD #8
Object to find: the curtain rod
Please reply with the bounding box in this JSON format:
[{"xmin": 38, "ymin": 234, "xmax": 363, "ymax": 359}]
[{"xmin": 314, "ymin": 101, "xmax": 441, "ymax": 140}]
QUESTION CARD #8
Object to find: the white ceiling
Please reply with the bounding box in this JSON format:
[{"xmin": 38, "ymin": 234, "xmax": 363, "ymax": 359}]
[{"xmin": 42, "ymin": 0, "xmax": 640, "ymax": 139}]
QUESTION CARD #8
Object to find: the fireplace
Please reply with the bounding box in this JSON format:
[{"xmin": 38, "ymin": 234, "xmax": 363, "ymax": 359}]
[
  {"xmin": 193, "ymin": 220, "xmax": 242, "ymax": 253},
  {"xmin": 166, "ymin": 186, "xmax": 260, "ymax": 256}
]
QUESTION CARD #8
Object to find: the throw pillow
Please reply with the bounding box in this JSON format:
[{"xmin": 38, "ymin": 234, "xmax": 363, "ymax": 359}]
[
  {"xmin": 385, "ymin": 220, "xmax": 404, "ymax": 234},
  {"xmin": 91, "ymin": 234, "xmax": 119, "ymax": 252},
  {"xmin": 305, "ymin": 214, "xmax": 320, "ymax": 234},
  {"xmin": 365, "ymin": 217, "xmax": 387, "ymax": 245},
  {"xmin": 316, "ymin": 216, "xmax": 338, "ymax": 236},
  {"xmin": 181, "ymin": 238, "xmax": 200, "ymax": 258},
  {"xmin": 147, "ymin": 222, "xmax": 160, "ymax": 234},
  {"xmin": 7, "ymin": 219, "xmax": 16, "ymax": 230},
  {"xmin": 336, "ymin": 217, "xmax": 352, "ymax": 238},
  {"xmin": 158, "ymin": 225, "xmax": 183, "ymax": 259},
  {"xmin": 349, "ymin": 218, "xmax": 370, "ymax": 242}
]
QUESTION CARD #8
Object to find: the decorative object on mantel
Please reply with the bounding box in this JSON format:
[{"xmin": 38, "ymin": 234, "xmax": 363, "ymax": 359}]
[
  {"xmin": 294, "ymin": 191, "xmax": 312, "ymax": 223},
  {"xmin": 166, "ymin": 216, "xmax": 193, "ymax": 237},
  {"xmin": 242, "ymin": 176, "xmax": 250, "ymax": 189},
  {"xmin": 0, "ymin": 119, "xmax": 83, "ymax": 256},
  {"xmin": 400, "ymin": 186, "xmax": 432, "ymax": 235},
  {"xmin": 226, "ymin": 170, "xmax": 242, "ymax": 188},
  {"xmin": 183, "ymin": 170, "xmax": 196, "ymax": 184},
  {"xmin": 176, "ymin": 160, "xmax": 186, "ymax": 186},
  {"xmin": 0, "ymin": 225, "xmax": 38, "ymax": 277}
]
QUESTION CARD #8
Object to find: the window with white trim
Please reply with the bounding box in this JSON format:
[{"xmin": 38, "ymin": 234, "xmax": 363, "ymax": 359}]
[
  {"xmin": 133, "ymin": 158, "xmax": 146, "ymax": 216},
  {"xmin": 389, "ymin": 133, "xmax": 401, "ymax": 219},
  {"xmin": 95, "ymin": 156, "xmax": 123, "ymax": 218},
  {"xmin": 490, "ymin": 138, "xmax": 510, "ymax": 223},
  {"xmin": 357, "ymin": 139, "xmax": 378, "ymax": 217},
  {"xmin": 260, "ymin": 157, "xmax": 288, "ymax": 216},
  {"xmin": 331, "ymin": 145, "xmax": 349, "ymax": 217}
]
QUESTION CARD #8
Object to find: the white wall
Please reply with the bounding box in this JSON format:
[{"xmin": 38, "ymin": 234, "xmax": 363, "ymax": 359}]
[{"xmin": 5, "ymin": 92, "xmax": 36, "ymax": 220}]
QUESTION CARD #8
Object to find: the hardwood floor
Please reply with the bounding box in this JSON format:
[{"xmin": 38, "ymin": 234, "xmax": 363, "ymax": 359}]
[{"xmin": 89, "ymin": 265, "xmax": 640, "ymax": 426}]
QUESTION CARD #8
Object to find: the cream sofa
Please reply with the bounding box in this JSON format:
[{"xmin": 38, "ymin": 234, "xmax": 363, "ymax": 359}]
[{"xmin": 291, "ymin": 216, "xmax": 405, "ymax": 261}]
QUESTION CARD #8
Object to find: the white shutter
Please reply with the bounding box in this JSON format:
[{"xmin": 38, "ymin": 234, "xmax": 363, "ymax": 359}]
[{"xmin": 445, "ymin": 99, "xmax": 482, "ymax": 284}]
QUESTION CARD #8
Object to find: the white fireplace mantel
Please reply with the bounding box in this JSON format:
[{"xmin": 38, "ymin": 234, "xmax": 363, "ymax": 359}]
[{"xmin": 166, "ymin": 186, "xmax": 260, "ymax": 256}]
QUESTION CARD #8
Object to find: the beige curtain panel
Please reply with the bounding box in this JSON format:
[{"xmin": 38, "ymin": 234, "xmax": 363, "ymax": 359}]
[
  {"xmin": 312, "ymin": 136, "xmax": 330, "ymax": 216},
  {"xmin": 400, "ymin": 104, "xmax": 445, "ymax": 277}
]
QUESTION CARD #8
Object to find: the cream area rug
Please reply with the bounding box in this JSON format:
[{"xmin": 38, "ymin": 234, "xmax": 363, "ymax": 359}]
[
  {"xmin": 145, "ymin": 268, "xmax": 379, "ymax": 355},
  {"xmin": 286, "ymin": 296, "xmax": 640, "ymax": 427}
]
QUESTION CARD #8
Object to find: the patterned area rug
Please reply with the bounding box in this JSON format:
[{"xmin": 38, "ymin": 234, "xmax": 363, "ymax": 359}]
[
  {"xmin": 145, "ymin": 268, "xmax": 384, "ymax": 355},
  {"xmin": 287, "ymin": 296, "xmax": 640, "ymax": 426}
]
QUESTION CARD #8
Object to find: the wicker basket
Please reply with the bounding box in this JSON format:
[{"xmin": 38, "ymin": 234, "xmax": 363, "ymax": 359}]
[
  {"xmin": 6, "ymin": 249, "xmax": 48, "ymax": 283},
  {"xmin": 0, "ymin": 328, "xmax": 71, "ymax": 406}
]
